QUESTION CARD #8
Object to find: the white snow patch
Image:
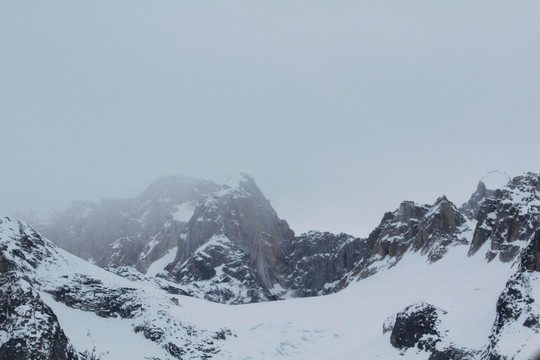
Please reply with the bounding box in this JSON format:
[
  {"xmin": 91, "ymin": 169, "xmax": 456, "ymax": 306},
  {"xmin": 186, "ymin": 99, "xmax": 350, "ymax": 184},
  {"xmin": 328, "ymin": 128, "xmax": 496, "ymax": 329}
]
[
  {"xmin": 146, "ymin": 246, "xmax": 178, "ymax": 277},
  {"xmin": 171, "ymin": 202, "xmax": 196, "ymax": 222},
  {"xmin": 194, "ymin": 235, "xmax": 231, "ymax": 256}
]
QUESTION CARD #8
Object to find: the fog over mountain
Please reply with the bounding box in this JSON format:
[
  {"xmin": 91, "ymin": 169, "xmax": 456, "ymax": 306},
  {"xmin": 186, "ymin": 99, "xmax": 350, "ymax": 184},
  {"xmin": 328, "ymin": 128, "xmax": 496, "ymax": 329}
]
[
  {"xmin": 2, "ymin": 171, "xmax": 540, "ymax": 358},
  {"xmin": 2, "ymin": 2, "xmax": 539, "ymax": 358},
  {"xmin": 1, "ymin": 1, "xmax": 539, "ymax": 237}
]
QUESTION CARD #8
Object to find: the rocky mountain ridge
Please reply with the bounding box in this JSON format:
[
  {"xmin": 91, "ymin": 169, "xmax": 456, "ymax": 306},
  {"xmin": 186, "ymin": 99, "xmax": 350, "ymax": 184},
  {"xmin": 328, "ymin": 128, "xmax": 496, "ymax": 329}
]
[
  {"xmin": 2, "ymin": 171, "xmax": 540, "ymax": 359},
  {"xmin": 0, "ymin": 217, "xmax": 231, "ymax": 359},
  {"xmin": 19, "ymin": 171, "xmax": 540, "ymax": 307}
]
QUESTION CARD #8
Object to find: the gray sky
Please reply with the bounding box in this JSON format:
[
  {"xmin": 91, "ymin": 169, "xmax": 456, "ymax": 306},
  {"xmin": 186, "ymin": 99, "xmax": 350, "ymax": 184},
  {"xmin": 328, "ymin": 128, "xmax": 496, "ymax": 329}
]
[{"xmin": 1, "ymin": 1, "xmax": 539, "ymax": 237}]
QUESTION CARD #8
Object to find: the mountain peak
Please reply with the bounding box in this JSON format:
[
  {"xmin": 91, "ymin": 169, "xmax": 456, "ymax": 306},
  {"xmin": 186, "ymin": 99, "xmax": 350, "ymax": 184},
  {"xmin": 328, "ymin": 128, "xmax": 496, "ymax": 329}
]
[
  {"xmin": 167, "ymin": 173, "xmax": 294, "ymax": 303},
  {"xmin": 434, "ymin": 195, "xmax": 449, "ymax": 205},
  {"xmin": 460, "ymin": 172, "xmax": 510, "ymax": 220}
]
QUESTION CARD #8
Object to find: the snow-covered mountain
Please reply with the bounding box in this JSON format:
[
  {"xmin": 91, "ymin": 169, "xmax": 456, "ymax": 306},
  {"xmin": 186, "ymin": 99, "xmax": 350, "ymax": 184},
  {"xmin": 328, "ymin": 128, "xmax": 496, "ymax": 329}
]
[
  {"xmin": 4, "ymin": 171, "xmax": 540, "ymax": 359},
  {"xmin": 164, "ymin": 173, "xmax": 295, "ymax": 303},
  {"xmin": 0, "ymin": 217, "xmax": 232, "ymax": 359}
]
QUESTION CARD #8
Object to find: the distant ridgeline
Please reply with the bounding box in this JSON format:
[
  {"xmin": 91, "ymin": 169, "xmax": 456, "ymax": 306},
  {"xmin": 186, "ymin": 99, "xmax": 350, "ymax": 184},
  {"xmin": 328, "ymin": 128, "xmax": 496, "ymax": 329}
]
[
  {"xmin": 22, "ymin": 171, "xmax": 538, "ymax": 303},
  {"xmin": 8, "ymin": 170, "xmax": 539, "ymax": 359}
]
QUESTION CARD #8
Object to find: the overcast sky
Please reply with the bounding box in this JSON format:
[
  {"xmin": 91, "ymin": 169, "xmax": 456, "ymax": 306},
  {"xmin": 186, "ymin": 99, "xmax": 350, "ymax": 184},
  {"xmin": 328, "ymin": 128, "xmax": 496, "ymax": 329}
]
[{"xmin": 1, "ymin": 1, "xmax": 539, "ymax": 237}]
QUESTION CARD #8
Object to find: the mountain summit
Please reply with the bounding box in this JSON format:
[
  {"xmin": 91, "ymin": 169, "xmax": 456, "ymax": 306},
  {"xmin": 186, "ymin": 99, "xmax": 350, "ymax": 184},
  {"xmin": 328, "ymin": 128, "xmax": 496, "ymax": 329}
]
[{"xmin": 166, "ymin": 172, "xmax": 295, "ymax": 303}]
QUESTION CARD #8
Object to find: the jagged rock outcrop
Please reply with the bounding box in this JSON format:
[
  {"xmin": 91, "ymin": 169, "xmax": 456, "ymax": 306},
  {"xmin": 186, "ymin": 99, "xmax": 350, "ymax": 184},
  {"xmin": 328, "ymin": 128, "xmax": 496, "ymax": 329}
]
[
  {"xmin": 414, "ymin": 196, "xmax": 469, "ymax": 262},
  {"xmin": 461, "ymin": 171, "xmax": 511, "ymax": 220},
  {"xmin": 481, "ymin": 229, "xmax": 540, "ymax": 360},
  {"xmin": 468, "ymin": 172, "xmax": 540, "ymax": 264},
  {"xmin": 482, "ymin": 270, "xmax": 540, "ymax": 359},
  {"xmin": 0, "ymin": 218, "xmax": 79, "ymax": 360},
  {"xmin": 390, "ymin": 302, "xmax": 445, "ymax": 352},
  {"xmin": 461, "ymin": 181, "xmax": 496, "ymax": 220},
  {"xmin": 165, "ymin": 173, "xmax": 295, "ymax": 303},
  {"xmin": 521, "ymin": 231, "xmax": 540, "ymax": 272},
  {"xmin": 284, "ymin": 231, "xmax": 364, "ymax": 296},
  {"xmin": 389, "ymin": 302, "xmax": 478, "ymax": 359},
  {"xmin": 0, "ymin": 273, "xmax": 79, "ymax": 360},
  {"xmin": 351, "ymin": 201, "xmax": 429, "ymax": 279},
  {"xmin": 0, "ymin": 218, "xmax": 55, "ymax": 274},
  {"xmin": 345, "ymin": 196, "xmax": 471, "ymax": 281},
  {"xmin": 20, "ymin": 176, "xmax": 220, "ymax": 273},
  {"xmin": 0, "ymin": 216, "xmax": 233, "ymax": 359}
]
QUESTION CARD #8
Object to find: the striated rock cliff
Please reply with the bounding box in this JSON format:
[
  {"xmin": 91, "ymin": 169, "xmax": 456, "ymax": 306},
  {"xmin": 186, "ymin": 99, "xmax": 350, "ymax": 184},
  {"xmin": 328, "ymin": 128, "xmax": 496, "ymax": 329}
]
[
  {"xmin": 414, "ymin": 196, "xmax": 470, "ymax": 262},
  {"xmin": 165, "ymin": 173, "xmax": 295, "ymax": 303},
  {"xmin": 284, "ymin": 231, "xmax": 364, "ymax": 297}
]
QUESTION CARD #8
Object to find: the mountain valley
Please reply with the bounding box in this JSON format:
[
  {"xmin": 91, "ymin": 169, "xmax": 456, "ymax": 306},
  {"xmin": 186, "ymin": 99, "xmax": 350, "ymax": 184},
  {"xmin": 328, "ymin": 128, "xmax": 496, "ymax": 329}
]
[{"xmin": 3, "ymin": 171, "xmax": 540, "ymax": 359}]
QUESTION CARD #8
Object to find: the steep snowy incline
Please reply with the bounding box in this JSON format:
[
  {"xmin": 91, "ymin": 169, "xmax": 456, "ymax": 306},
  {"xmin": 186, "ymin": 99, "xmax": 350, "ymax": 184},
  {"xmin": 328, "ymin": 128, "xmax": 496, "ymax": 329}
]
[
  {"xmin": 342, "ymin": 196, "xmax": 474, "ymax": 284},
  {"xmin": 209, "ymin": 245, "xmax": 519, "ymax": 359},
  {"xmin": 0, "ymin": 217, "xmax": 233, "ymax": 359}
]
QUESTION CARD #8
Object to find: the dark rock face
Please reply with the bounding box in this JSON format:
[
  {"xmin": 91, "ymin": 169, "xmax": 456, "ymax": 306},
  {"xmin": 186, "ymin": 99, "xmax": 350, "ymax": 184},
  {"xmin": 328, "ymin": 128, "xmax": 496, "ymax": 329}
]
[
  {"xmin": 468, "ymin": 173, "xmax": 540, "ymax": 263},
  {"xmin": 21, "ymin": 176, "xmax": 220, "ymax": 273},
  {"xmin": 50, "ymin": 274, "xmax": 143, "ymax": 319},
  {"xmin": 482, "ymin": 269, "xmax": 540, "ymax": 359},
  {"xmin": 285, "ymin": 231, "xmax": 364, "ymax": 296},
  {"xmin": 389, "ymin": 302, "xmax": 478, "ymax": 359},
  {"xmin": 166, "ymin": 173, "xmax": 295, "ymax": 303},
  {"xmin": 0, "ymin": 273, "xmax": 79, "ymax": 360},
  {"xmin": 521, "ymin": 231, "xmax": 540, "ymax": 271},
  {"xmin": 461, "ymin": 181, "xmax": 496, "ymax": 220},
  {"xmin": 390, "ymin": 302, "xmax": 443, "ymax": 352},
  {"xmin": 428, "ymin": 348, "xmax": 479, "ymax": 360}
]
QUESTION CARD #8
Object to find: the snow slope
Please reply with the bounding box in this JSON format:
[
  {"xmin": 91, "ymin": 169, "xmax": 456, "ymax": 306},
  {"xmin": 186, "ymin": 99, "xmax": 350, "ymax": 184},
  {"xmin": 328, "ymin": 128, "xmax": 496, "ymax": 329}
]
[
  {"xmin": 211, "ymin": 246, "xmax": 516, "ymax": 359},
  {"xmin": 36, "ymin": 240, "xmax": 526, "ymax": 359}
]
